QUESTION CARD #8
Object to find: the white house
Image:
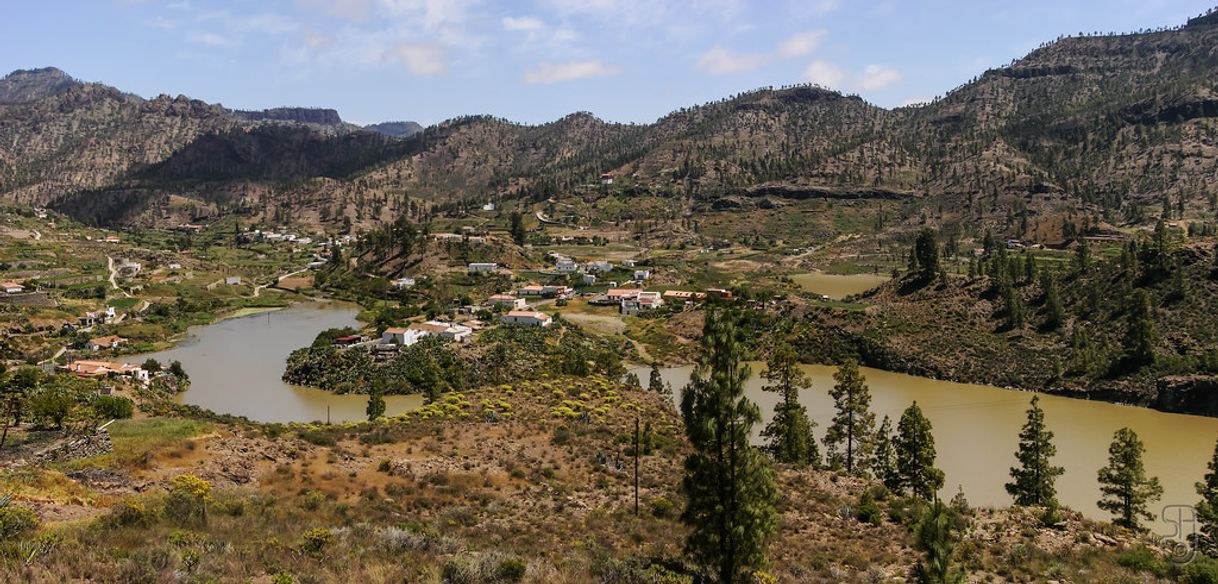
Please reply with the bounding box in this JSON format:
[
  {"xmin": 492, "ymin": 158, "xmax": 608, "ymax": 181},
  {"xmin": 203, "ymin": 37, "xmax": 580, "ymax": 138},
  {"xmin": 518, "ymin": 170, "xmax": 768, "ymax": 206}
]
[
  {"xmin": 410, "ymin": 321, "xmax": 473, "ymax": 343},
  {"xmin": 86, "ymin": 335, "xmax": 128, "ymax": 351},
  {"xmin": 600, "ymin": 173, "xmax": 614, "ymax": 185},
  {"xmin": 393, "ymin": 277, "xmax": 416, "ymax": 289},
  {"xmin": 167, "ymin": 263, "xmax": 183, "ymax": 270},
  {"xmin": 482, "ymin": 202, "xmax": 496, "ymax": 211},
  {"xmin": 516, "ymin": 285, "xmax": 573, "ymax": 298},
  {"xmin": 501, "ymin": 310, "xmax": 553, "ymax": 327},
  {"xmin": 555, "ymin": 259, "xmax": 580, "ymax": 272},
  {"xmin": 633, "ymin": 269, "xmax": 651, "ymax": 281},
  {"xmin": 582, "ymin": 274, "xmax": 597, "ymax": 285},
  {"xmin": 381, "ymin": 327, "xmax": 428, "ymax": 347},
  {"xmin": 225, "ymin": 276, "xmax": 242, "ymax": 285},
  {"xmin": 622, "ymin": 291, "xmax": 663, "ymax": 316},
  {"xmin": 468, "ymin": 262, "xmax": 498, "ymax": 273},
  {"xmin": 586, "ymin": 261, "xmax": 614, "ymax": 273},
  {"xmin": 622, "ymin": 259, "xmax": 637, "ymax": 267},
  {"xmin": 1, "ymin": 281, "xmax": 24, "ymax": 294},
  {"xmin": 487, "ymin": 294, "xmax": 527, "ymax": 310}
]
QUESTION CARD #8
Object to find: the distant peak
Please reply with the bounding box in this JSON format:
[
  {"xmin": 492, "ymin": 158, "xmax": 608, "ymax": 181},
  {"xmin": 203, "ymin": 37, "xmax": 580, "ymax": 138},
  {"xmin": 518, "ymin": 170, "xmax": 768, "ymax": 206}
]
[{"xmin": 0, "ymin": 66, "xmax": 81, "ymax": 103}]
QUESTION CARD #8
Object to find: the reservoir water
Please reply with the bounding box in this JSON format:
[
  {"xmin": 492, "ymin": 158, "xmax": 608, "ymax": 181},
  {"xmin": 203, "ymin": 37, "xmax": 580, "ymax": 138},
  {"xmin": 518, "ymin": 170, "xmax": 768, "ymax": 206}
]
[
  {"xmin": 131, "ymin": 302, "xmax": 422, "ymax": 424},
  {"xmin": 790, "ymin": 272, "xmax": 890, "ymax": 299},
  {"xmin": 636, "ymin": 363, "xmax": 1218, "ymax": 532}
]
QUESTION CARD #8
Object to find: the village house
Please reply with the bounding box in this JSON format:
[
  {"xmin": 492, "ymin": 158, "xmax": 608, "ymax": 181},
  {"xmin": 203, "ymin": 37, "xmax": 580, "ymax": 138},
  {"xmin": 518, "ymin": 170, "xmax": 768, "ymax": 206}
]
[
  {"xmin": 78, "ymin": 307, "xmax": 117, "ymax": 327},
  {"xmin": 86, "ymin": 335, "xmax": 128, "ymax": 351},
  {"xmin": 501, "ymin": 310, "xmax": 553, "ymax": 327},
  {"xmin": 582, "ymin": 274, "xmax": 597, "ymax": 285},
  {"xmin": 622, "ymin": 291, "xmax": 663, "ymax": 316},
  {"xmin": 555, "ymin": 258, "xmax": 580, "ymax": 272},
  {"xmin": 600, "ymin": 172, "xmax": 614, "ymax": 185},
  {"xmin": 409, "ymin": 321, "xmax": 473, "ymax": 343},
  {"xmin": 64, "ymin": 360, "xmax": 149, "ymax": 382},
  {"xmin": 381, "ymin": 326, "xmax": 428, "ymax": 347},
  {"xmin": 433, "ymin": 233, "xmax": 465, "ymax": 243},
  {"xmin": 119, "ymin": 259, "xmax": 142, "ymax": 275},
  {"xmin": 487, "ymin": 294, "xmax": 527, "ymax": 310},
  {"xmin": 103, "ymin": 235, "xmax": 121, "ymax": 243},
  {"xmin": 633, "ymin": 269, "xmax": 651, "ymax": 281},
  {"xmin": 333, "ymin": 334, "xmax": 363, "ymax": 347},
  {"xmin": 515, "ymin": 284, "xmax": 573, "ymax": 298},
  {"xmin": 606, "ymin": 288, "xmax": 643, "ymax": 303},
  {"xmin": 225, "ymin": 276, "xmax": 242, "ymax": 285},
  {"xmin": 707, "ymin": 287, "xmax": 734, "ymax": 299},
  {"xmin": 393, "ymin": 277, "xmax": 416, "ymax": 289},
  {"xmin": 585, "ymin": 261, "xmax": 614, "ymax": 273},
  {"xmin": 167, "ymin": 262, "xmax": 183, "ymax": 270},
  {"xmin": 1, "ymin": 281, "xmax": 24, "ymax": 294},
  {"xmin": 622, "ymin": 259, "xmax": 637, "ymax": 267},
  {"xmin": 468, "ymin": 262, "xmax": 498, "ymax": 273},
  {"xmin": 662, "ymin": 290, "xmax": 706, "ymax": 302}
]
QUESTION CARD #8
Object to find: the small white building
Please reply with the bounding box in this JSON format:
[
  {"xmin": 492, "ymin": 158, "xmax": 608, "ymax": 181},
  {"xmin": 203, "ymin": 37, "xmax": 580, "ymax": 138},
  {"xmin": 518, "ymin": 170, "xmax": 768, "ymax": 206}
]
[
  {"xmin": 411, "ymin": 321, "xmax": 473, "ymax": 343},
  {"xmin": 582, "ymin": 274, "xmax": 597, "ymax": 285},
  {"xmin": 555, "ymin": 259, "xmax": 580, "ymax": 272},
  {"xmin": 633, "ymin": 269, "xmax": 651, "ymax": 281},
  {"xmin": 393, "ymin": 277, "xmax": 416, "ymax": 289},
  {"xmin": 86, "ymin": 335, "xmax": 128, "ymax": 351},
  {"xmin": 501, "ymin": 310, "xmax": 553, "ymax": 327},
  {"xmin": 381, "ymin": 327, "xmax": 428, "ymax": 347},
  {"xmin": 622, "ymin": 259, "xmax": 637, "ymax": 268},
  {"xmin": 622, "ymin": 291, "xmax": 663, "ymax": 316},
  {"xmin": 586, "ymin": 261, "xmax": 614, "ymax": 273},
  {"xmin": 482, "ymin": 202, "xmax": 496, "ymax": 211},
  {"xmin": 600, "ymin": 173, "xmax": 614, "ymax": 185},
  {"xmin": 225, "ymin": 276, "xmax": 242, "ymax": 285},
  {"xmin": 1, "ymin": 281, "xmax": 25, "ymax": 294},
  {"xmin": 167, "ymin": 263, "xmax": 183, "ymax": 270},
  {"xmin": 487, "ymin": 294, "xmax": 527, "ymax": 310},
  {"xmin": 468, "ymin": 262, "xmax": 498, "ymax": 273}
]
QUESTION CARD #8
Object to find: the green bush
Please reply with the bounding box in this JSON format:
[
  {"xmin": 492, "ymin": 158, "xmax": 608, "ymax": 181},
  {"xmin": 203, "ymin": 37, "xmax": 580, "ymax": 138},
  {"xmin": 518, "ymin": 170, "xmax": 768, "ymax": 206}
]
[
  {"xmin": 1116, "ymin": 545, "xmax": 1169, "ymax": 577},
  {"xmin": 496, "ymin": 557, "xmax": 527, "ymax": 581},
  {"xmin": 0, "ymin": 505, "xmax": 39, "ymax": 538},
  {"xmin": 299, "ymin": 429, "xmax": 338, "ymax": 447},
  {"xmin": 649, "ymin": 497, "xmax": 675, "ymax": 519},
  {"xmin": 301, "ymin": 527, "xmax": 334, "ymax": 556},
  {"xmin": 105, "ymin": 500, "xmax": 154, "ymax": 527},
  {"xmin": 855, "ymin": 495, "xmax": 883, "ymax": 526},
  {"xmin": 92, "ymin": 395, "xmax": 135, "ymax": 419},
  {"xmin": 1182, "ymin": 556, "xmax": 1218, "ymax": 584},
  {"xmin": 164, "ymin": 474, "xmax": 211, "ymax": 526}
]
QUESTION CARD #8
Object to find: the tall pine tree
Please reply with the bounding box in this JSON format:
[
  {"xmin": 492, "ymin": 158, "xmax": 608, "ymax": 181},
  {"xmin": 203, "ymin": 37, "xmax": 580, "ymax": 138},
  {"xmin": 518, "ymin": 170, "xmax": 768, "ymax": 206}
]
[
  {"xmin": 760, "ymin": 340, "xmax": 819, "ymax": 467},
  {"xmin": 680, "ymin": 310, "xmax": 777, "ymax": 583},
  {"xmin": 895, "ymin": 402, "xmax": 945, "ymax": 500},
  {"xmin": 1097, "ymin": 427, "xmax": 1162, "ymax": 531},
  {"xmin": 1122, "ymin": 289, "xmax": 1158, "ymax": 370},
  {"xmin": 823, "ymin": 360, "xmax": 875, "ymax": 474},
  {"xmin": 1005, "ymin": 396, "xmax": 1063, "ymax": 506},
  {"xmin": 1196, "ymin": 434, "xmax": 1218, "ymax": 556},
  {"xmin": 872, "ymin": 415, "xmax": 900, "ymax": 492}
]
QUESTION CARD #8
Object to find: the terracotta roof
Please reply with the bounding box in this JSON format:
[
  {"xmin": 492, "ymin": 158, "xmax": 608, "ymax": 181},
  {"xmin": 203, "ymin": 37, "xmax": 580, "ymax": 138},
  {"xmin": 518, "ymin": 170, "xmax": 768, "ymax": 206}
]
[
  {"xmin": 506, "ymin": 310, "xmax": 550, "ymax": 319},
  {"xmin": 409, "ymin": 322, "xmax": 451, "ymax": 333},
  {"xmin": 89, "ymin": 335, "xmax": 127, "ymax": 346},
  {"xmin": 383, "ymin": 327, "xmax": 409, "ymax": 334}
]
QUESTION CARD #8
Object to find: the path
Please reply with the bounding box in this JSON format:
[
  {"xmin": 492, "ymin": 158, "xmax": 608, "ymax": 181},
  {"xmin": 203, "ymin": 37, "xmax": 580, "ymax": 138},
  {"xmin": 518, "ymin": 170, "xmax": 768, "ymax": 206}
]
[
  {"xmin": 106, "ymin": 256, "xmax": 132, "ymax": 298},
  {"xmin": 38, "ymin": 346, "xmax": 66, "ymax": 365},
  {"xmin": 248, "ymin": 267, "xmax": 310, "ymax": 298}
]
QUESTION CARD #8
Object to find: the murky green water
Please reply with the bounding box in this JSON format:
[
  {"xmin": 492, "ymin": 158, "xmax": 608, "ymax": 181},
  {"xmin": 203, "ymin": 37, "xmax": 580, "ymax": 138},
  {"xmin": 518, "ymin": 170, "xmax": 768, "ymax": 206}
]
[
  {"xmin": 131, "ymin": 302, "xmax": 421, "ymax": 424},
  {"xmin": 635, "ymin": 363, "xmax": 1218, "ymax": 532}
]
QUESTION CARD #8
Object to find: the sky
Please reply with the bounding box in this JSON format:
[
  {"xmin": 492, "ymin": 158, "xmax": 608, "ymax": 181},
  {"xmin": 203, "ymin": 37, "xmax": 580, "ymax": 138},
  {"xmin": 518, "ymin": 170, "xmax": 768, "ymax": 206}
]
[{"xmin": 2, "ymin": 0, "xmax": 1215, "ymax": 126}]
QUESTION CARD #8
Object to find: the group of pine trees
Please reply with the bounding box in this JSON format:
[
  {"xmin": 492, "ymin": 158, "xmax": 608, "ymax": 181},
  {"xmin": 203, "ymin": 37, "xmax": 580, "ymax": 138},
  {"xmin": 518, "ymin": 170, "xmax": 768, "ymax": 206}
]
[{"xmin": 678, "ymin": 308, "xmax": 1218, "ymax": 582}]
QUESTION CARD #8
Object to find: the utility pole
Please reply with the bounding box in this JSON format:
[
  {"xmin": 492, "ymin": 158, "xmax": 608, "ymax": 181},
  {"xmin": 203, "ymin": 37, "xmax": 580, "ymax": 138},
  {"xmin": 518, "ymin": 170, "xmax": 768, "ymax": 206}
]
[
  {"xmin": 326, "ymin": 405, "xmax": 331, "ymax": 426},
  {"xmin": 634, "ymin": 416, "xmax": 640, "ymax": 516}
]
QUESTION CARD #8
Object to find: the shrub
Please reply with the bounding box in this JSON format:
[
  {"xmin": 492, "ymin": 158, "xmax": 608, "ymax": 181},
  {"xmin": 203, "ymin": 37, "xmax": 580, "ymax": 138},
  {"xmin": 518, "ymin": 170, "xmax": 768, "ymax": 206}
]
[
  {"xmin": 649, "ymin": 497, "xmax": 675, "ymax": 519},
  {"xmin": 0, "ymin": 505, "xmax": 39, "ymax": 539},
  {"xmin": 164, "ymin": 474, "xmax": 211, "ymax": 525},
  {"xmin": 299, "ymin": 489, "xmax": 328, "ymax": 511},
  {"xmin": 496, "ymin": 557, "xmax": 527, "ymax": 581},
  {"xmin": 106, "ymin": 500, "xmax": 154, "ymax": 527},
  {"xmin": 855, "ymin": 495, "xmax": 883, "ymax": 526},
  {"xmin": 299, "ymin": 429, "xmax": 338, "ymax": 447},
  {"xmin": 1116, "ymin": 545, "xmax": 1169, "ymax": 577},
  {"xmin": 301, "ymin": 527, "xmax": 334, "ymax": 556},
  {"xmin": 1182, "ymin": 556, "xmax": 1218, "ymax": 584},
  {"xmin": 92, "ymin": 395, "xmax": 135, "ymax": 419}
]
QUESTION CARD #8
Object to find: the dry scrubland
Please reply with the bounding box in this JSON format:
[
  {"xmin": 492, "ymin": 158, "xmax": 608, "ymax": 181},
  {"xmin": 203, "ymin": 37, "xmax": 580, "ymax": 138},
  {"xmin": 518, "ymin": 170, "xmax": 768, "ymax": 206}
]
[{"xmin": 0, "ymin": 374, "xmax": 1195, "ymax": 583}]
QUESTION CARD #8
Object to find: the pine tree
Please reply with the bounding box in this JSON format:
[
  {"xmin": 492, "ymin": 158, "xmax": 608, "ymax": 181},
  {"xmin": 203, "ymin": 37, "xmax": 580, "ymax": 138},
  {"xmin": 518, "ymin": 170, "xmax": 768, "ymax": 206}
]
[
  {"xmin": 913, "ymin": 229, "xmax": 940, "ymax": 281},
  {"xmin": 1122, "ymin": 289, "xmax": 1158, "ymax": 370},
  {"xmin": 759, "ymin": 341, "xmax": 819, "ymax": 467},
  {"xmin": 1097, "ymin": 427, "xmax": 1163, "ymax": 531},
  {"xmin": 914, "ymin": 499, "xmax": 966, "ymax": 584},
  {"xmin": 1075, "ymin": 236, "xmax": 1091, "ymax": 273},
  {"xmin": 1005, "ymin": 396, "xmax": 1063, "ymax": 506},
  {"xmin": 649, "ymin": 363, "xmax": 666, "ymax": 394},
  {"xmin": 1042, "ymin": 274, "xmax": 1064, "ymax": 331},
  {"xmin": 895, "ymin": 402, "xmax": 945, "ymax": 500},
  {"xmin": 1195, "ymin": 434, "xmax": 1218, "ymax": 555},
  {"xmin": 1024, "ymin": 254, "xmax": 1037, "ymax": 285},
  {"xmin": 872, "ymin": 415, "xmax": 900, "ymax": 491},
  {"xmin": 509, "ymin": 211, "xmax": 526, "ymax": 246},
  {"xmin": 823, "ymin": 360, "xmax": 875, "ymax": 474},
  {"xmin": 365, "ymin": 385, "xmax": 386, "ymax": 421},
  {"xmin": 680, "ymin": 310, "xmax": 777, "ymax": 583}
]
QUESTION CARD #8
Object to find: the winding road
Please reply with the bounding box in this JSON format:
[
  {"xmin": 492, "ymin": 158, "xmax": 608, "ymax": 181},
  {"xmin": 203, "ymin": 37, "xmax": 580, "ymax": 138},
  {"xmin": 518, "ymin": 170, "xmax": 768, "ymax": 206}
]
[{"xmin": 106, "ymin": 256, "xmax": 132, "ymax": 298}]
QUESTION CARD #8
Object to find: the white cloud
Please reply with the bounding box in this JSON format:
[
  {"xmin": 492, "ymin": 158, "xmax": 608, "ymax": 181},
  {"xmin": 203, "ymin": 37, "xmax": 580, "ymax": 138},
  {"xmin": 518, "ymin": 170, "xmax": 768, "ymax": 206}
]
[
  {"xmin": 777, "ymin": 30, "xmax": 826, "ymax": 58},
  {"xmin": 188, "ymin": 32, "xmax": 236, "ymax": 47},
  {"xmin": 522, "ymin": 60, "xmax": 622, "ymax": 84},
  {"xmin": 502, "ymin": 16, "xmax": 545, "ymax": 31},
  {"xmin": 803, "ymin": 59, "xmax": 845, "ymax": 88},
  {"xmin": 858, "ymin": 64, "xmax": 902, "ymax": 90},
  {"xmin": 296, "ymin": 0, "xmax": 373, "ymax": 21},
  {"xmin": 303, "ymin": 31, "xmax": 335, "ymax": 49},
  {"xmin": 383, "ymin": 42, "xmax": 448, "ymax": 75},
  {"xmin": 696, "ymin": 47, "xmax": 767, "ymax": 75}
]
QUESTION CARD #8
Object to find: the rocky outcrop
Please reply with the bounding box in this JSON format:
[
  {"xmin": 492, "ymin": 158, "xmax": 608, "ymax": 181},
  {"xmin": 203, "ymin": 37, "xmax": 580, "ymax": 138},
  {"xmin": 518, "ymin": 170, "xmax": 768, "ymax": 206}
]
[
  {"xmin": 1154, "ymin": 375, "xmax": 1218, "ymax": 417},
  {"xmin": 32, "ymin": 428, "xmax": 112, "ymax": 464}
]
